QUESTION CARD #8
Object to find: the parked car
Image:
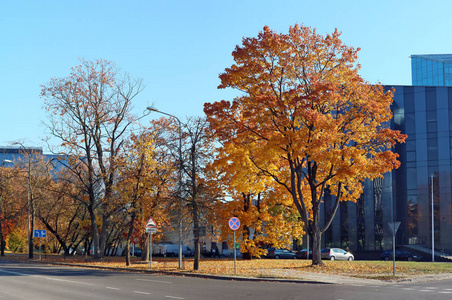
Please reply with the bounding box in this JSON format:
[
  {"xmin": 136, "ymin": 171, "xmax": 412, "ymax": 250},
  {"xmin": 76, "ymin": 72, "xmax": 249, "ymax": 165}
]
[
  {"xmin": 130, "ymin": 248, "xmax": 142, "ymax": 257},
  {"xmin": 183, "ymin": 247, "xmax": 195, "ymax": 257},
  {"xmin": 266, "ymin": 248, "xmax": 296, "ymax": 259},
  {"xmin": 321, "ymin": 248, "xmax": 354, "ymax": 261},
  {"xmin": 295, "ymin": 249, "xmax": 312, "ymax": 259},
  {"xmin": 380, "ymin": 250, "xmax": 421, "ymax": 261}
]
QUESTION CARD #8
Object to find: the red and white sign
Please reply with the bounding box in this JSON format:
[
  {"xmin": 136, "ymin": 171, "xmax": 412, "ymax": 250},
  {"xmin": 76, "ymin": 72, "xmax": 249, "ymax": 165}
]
[
  {"xmin": 145, "ymin": 217, "xmax": 157, "ymax": 234},
  {"xmin": 146, "ymin": 217, "xmax": 157, "ymax": 228}
]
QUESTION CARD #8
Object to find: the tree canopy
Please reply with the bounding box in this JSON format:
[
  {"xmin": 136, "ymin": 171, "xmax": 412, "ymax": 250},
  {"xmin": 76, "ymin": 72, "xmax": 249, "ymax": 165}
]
[{"xmin": 204, "ymin": 24, "xmax": 407, "ymax": 265}]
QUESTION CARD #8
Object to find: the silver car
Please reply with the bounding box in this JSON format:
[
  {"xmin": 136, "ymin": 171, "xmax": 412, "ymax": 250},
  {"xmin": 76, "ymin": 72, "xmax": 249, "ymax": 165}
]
[{"xmin": 321, "ymin": 248, "xmax": 354, "ymax": 261}]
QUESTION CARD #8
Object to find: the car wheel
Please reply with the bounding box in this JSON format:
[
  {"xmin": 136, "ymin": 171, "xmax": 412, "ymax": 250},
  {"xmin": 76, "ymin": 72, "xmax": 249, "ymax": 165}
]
[
  {"xmin": 275, "ymin": 255, "xmax": 280, "ymax": 259},
  {"xmin": 330, "ymin": 256, "xmax": 335, "ymax": 260},
  {"xmin": 348, "ymin": 256, "xmax": 353, "ymax": 261},
  {"xmin": 384, "ymin": 256, "xmax": 390, "ymax": 261},
  {"xmin": 407, "ymin": 257, "xmax": 413, "ymax": 261}
]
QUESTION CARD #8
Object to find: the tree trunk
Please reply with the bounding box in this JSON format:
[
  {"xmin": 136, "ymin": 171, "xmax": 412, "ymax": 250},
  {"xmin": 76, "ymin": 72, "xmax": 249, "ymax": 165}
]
[
  {"xmin": 311, "ymin": 228, "xmax": 323, "ymax": 265},
  {"xmin": 99, "ymin": 214, "xmax": 110, "ymax": 258},
  {"xmin": 242, "ymin": 192, "xmax": 252, "ymax": 260},
  {"xmin": 242, "ymin": 224, "xmax": 252, "ymax": 260},
  {"xmin": 89, "ymin": 207, "xmax": 101, "ymax": 259},
  {"xmin": 141, "ymin": 233, "xmax": 150, "ymax": 262},
  {"xmin": 125, "ymin": 214, "xmax": 135, "ymax": 266},
  {"xmin": 193, "ymin": 201, "xmax": 200, "ymax": 270},
  {"xmin": 125, "ymin": 240, "xmax": 131, "ymax": 266}
]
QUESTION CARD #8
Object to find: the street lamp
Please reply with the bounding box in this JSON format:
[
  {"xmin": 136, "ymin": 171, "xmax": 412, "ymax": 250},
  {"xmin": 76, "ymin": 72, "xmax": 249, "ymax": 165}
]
[
  {"xmin": 431, "ymin": 174, "xmax": 435, "ymax": 262},
  {"xmin": 0, "ymin": 159, "xmax": 12, "ymax": 256},
  {"xmin": 13, "ymin": 143, "xmax": 36, "ymax": 259},
  {"xmin": 147, "ymin": 106, "xmax": 184, "ymax": 269}
]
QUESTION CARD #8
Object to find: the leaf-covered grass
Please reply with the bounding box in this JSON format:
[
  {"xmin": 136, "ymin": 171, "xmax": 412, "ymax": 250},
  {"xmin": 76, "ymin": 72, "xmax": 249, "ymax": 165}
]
[{"xmin": 2, "ymin": 252, "xmax": 451, "ymax": 281}]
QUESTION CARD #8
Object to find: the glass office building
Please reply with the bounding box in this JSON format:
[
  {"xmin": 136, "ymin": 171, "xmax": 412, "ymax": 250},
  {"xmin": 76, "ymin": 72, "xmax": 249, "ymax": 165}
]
[
  {"xmin": 322, "ymin": 86, "xmax": 452, "ymax": 253},
  {"xmin": 0, "ymin": 146, "xmax": 65, "ymax": 172},
  {"xmin": 411, "ymin": 54, "xmax": 452, "ymax": 86}
]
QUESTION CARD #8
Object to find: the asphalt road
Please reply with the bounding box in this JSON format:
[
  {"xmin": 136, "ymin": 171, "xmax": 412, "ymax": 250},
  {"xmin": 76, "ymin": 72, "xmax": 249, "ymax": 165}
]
[{"xmin": 1, "ymin": 261, "xmax": 452, "ymax": 300}]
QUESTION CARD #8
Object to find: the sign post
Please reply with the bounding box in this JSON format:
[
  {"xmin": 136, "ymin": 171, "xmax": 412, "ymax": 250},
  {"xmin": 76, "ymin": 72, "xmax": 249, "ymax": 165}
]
[
  {"xmin": 34, "ymin": 230, "xmax": 46, "ymax": 260},
  {"xmin": 228, "ymin": 217, "xmax": 240, "ymax": 275},
  {"xmin": 388, "ymin": 221, "xmax": 401, "ymax": 276},
  {"xmin": 145, "ymin": 217, "xmax": 157, "ymax": 269}
]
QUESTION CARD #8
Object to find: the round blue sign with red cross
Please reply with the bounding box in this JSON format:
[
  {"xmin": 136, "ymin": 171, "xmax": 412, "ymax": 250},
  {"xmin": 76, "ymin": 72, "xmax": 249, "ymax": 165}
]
[{"xmin": 229, "ymin": 217, "xmax": 240, "ymax": 230}]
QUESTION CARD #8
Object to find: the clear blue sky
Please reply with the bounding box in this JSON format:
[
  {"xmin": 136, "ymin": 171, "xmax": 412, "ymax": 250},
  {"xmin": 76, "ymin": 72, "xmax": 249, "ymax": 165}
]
[{"xmin": 1, "ymin": 0, "xmax": 451, "ymax": 151}]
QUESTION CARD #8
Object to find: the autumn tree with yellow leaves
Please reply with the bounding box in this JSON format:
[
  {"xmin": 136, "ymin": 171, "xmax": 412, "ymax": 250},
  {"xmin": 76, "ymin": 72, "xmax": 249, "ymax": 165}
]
[
  {"xmin": 115, "ymin": 130, "xmax": 172, "ymax": 266},
  {"xmin": 209, "ymin": 141, "xmax": 304, "ymax": 259},
  {"xmin": 204, "ymin": 24, "xmax": 406, "ymax": 265}
]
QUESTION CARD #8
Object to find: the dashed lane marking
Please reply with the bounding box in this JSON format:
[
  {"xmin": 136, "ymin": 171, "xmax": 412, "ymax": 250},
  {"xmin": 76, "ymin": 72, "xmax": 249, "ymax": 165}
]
[
  {"xmin": 0, "ymin": 269, "xmax": 93, "ymax": 286},
  {"xmin": 136, "ymin": 278, "xmax": 172, "ymax": 284},
  {"xmin": 134, "ymin": 291, "xmax": 150, "ymax": 295},
  {"xmin": 44, "ymin": 277, "xmax": 94, "ymax": 286}
]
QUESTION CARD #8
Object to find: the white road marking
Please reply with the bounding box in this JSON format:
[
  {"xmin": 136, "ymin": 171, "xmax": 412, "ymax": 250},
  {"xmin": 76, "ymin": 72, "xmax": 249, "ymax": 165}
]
[
  {"xmin": 44, "ymin": 277, "xmax": 94, "ymax": 286},
  {"xmin": 0, "ymin": 269, "xmax": 93, "ymax": 286},
  {"xmin": 134, "ymin": 291, "xmax": 150, "ymax": 295},
  {"xmin": 419, "ymin": 290, "xmax": 433, "ymax": 292},
  {"xmin": 136, "ymin": 278, "xmax": 172, "ymax": 284},
  {"xmin": 438, "ymin": 291, "xmax": 452, "ymax": 294},
  {"xmin": 165, "ymin": 296, "xmax": 184, "ymax": 299},
  {"xmin": 106, "ymin": 287, "xmax": 120, "ymax": 290}
]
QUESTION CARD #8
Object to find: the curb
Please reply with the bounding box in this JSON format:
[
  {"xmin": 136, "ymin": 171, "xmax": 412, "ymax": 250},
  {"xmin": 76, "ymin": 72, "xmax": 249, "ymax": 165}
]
[{"xmin": 1, "ymin": 258, "xmax": 331, "ymax": 285}]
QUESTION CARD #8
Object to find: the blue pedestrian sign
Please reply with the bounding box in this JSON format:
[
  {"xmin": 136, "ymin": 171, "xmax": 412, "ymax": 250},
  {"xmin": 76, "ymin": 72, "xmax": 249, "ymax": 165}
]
[
  {"xmin": 34, "ymin": 230, "xmax": 47, "ymax": 238},
  {"xmin": 228, "ymin": 217, "xmax": 240, "ymax": 231}
]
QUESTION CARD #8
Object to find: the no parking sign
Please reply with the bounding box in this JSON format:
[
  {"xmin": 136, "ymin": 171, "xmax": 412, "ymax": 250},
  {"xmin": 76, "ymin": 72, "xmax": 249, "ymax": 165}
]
[
  {"xmin": 229, "ymin": 217, "xmax": 240, "ymax": 275},
  {"xmin": 228, "ymin": 217, "xmax": 240, "ymax": 230}
]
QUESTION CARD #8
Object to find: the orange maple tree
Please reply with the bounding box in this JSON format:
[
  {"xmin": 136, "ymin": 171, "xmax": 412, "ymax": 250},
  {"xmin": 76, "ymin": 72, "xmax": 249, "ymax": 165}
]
[{"xmin": 204, "ymin": 24, "xmax": 407, "ymax": 265}]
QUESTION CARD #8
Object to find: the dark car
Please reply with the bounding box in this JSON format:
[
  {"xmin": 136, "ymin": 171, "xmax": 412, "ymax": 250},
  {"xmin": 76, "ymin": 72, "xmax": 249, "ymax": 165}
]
[
  {"xmin": 380, "ymin": 250, "xmax": 421, "ymax": 261},
  {"xmin": 266, "ymin": 248, "xmax": 296, "ymax": 259},
  {"xmin": 321, "ymin": 248, "xmax": 354, "ymax": 261},
  {"xmin": 295, "ymin": 249, "xmax": 312, "ymax": 259},
  {"xmin": 130, "ymin": 248, "xmax": 142, "ymax": 257},
  {"xmin": 183, "ymin": 247, "xmax": 195, "ymax": 257}
]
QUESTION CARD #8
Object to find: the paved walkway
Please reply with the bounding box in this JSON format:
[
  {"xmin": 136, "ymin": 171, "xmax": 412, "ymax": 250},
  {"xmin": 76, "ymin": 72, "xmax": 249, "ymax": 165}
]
[{"xmin": 256, "ymin": 268, "xmax": 452, "ymax": 285}]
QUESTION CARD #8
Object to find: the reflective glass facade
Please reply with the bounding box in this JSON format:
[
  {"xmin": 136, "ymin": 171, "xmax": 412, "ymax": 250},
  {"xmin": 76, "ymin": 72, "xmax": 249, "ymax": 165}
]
[
  {"xmin": 411, "ymin": 54, "xmax": 452, "ymax": 86},
  {"xmin": 0, "ymin": 146, "xmax": 65, "ymax": 172},
  {"xmin": 0, "ymin": 146, "xmax": 43, "ymax": 165},
  {"xmin": 391, "ymin": 86, "xmax": 452, "ymax": 252},
  {"xmin": 322, "ymin": 86, "xmax": 452, "ymax": 253}
]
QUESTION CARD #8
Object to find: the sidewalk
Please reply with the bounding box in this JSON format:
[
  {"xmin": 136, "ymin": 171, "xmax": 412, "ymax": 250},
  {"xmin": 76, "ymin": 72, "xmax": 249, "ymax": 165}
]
[{"xmin": 254, "ymin": 268, "xmax": 452, "ymax": 285}]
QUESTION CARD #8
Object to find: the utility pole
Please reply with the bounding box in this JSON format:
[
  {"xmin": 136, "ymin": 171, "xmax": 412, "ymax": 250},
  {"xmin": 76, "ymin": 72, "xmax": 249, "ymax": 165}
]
[{"xmin": 147, "ymin": 107, "xmax": 184, "ymax": 269}]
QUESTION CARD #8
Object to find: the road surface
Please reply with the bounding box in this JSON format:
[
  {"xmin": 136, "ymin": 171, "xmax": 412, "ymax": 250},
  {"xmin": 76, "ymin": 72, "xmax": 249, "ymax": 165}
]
[{"xmin": 1, "ymin": 261, "xmax": 451, "ymax": 299}]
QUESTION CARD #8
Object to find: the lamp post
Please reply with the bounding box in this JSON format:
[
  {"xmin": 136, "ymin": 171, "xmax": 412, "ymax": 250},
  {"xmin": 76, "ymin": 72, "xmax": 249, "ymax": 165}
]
[
  {"xmin": 13, "ymin": 143, "xmax": 35, "ymax": 259},
  {"xmin": 0, "ymin": 159, "xmax": 12, "ymax": 256},
  {"xmin": 147, "ymin": 106, "xmax": 184, "ymax": 269},
  {"xmin": 431, "ymin": 174, "xmax": 435, "ymax": 262}
]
